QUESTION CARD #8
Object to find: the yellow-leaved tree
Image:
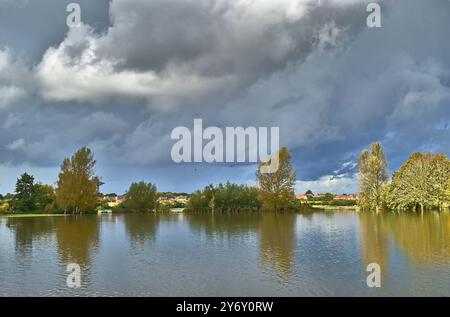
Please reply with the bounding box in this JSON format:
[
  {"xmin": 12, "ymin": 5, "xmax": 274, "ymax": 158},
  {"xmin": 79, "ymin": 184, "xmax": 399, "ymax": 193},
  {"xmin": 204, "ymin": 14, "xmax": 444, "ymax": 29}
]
[
  {"xmin": 358, "ymin": 142, "xmax": 388, "ymax": 212},
  {"xmin": 55, "ymin": 147, "xmax": 101, "ymax": 214},
  {"xmin": 256, "ymin": 147, "xmax": 296, "ymax": 212}
]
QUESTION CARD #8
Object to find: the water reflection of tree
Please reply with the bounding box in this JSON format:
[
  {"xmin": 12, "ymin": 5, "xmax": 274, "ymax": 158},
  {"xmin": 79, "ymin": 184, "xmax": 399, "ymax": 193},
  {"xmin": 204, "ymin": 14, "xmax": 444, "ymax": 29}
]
[
  {"xmin": 386, "ymin": 212, "xmax": 450, "ymax": 264},
  {"xmin": 56, "ymin": 216, "xmax": 99, "ymax": 268},
  {"xmin": 187, "ymin": 213, "xmax": 260, "ymax": 238},
  {"xmin": 359, "ymin": 212, "xmax": 450, "ymax": 268},
  {"xmin": 359, "ymin": 212, "xmax": 391, "ymax": 273},
  {"xmin": 124, "ymin": 213, "xmax": 159, "ymax": 245},
  {"xmin": 6, "ymin": 217, "xmax": 56, "ymax": 259},
  {"xmin": 259, "ymin": 212, "xmax": 296, "ymax": 279}
]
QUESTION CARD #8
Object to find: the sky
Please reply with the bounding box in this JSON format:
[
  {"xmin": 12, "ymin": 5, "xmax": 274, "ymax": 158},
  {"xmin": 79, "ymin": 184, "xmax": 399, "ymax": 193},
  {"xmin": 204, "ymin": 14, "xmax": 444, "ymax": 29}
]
[{"xmin": 0, "ymin": 0, "xmax": 449, "ymax": 195}]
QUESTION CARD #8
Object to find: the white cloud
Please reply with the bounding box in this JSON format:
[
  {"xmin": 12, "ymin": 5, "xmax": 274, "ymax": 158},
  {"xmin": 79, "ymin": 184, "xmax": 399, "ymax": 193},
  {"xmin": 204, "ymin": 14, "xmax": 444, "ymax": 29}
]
[
  {"xmin": 296, "ymin": 173, "xmax": 358, "ymax": 194},
  {"xmin": 6, "ymin": 138, "xmax": 25, "ymax": 151},
  {"xmin": 0, "ymin": 86, "xmax": 26, "ymax": 109},
  {"xmin": 36, "ymin": 26, "xmax": 226, "ymax": 108}
]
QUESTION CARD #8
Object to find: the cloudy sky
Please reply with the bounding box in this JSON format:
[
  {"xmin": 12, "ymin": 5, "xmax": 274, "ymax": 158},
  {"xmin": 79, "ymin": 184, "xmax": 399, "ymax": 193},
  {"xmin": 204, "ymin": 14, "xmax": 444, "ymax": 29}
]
[{"xmin": 0, "ymin": 0, "xmax": 449, "ymax": 195}]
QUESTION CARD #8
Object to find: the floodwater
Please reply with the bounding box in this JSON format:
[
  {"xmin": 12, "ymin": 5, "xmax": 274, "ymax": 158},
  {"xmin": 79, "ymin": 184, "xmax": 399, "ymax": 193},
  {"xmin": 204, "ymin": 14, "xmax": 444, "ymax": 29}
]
[{"xmin": 0, "ymin": 211, "xmax": 449, "ymax": 296}]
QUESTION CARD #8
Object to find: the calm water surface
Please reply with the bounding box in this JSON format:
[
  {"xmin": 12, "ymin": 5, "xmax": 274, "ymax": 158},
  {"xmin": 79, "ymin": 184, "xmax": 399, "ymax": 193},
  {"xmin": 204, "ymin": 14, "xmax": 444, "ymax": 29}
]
[{"xmin": 0, "ymin": 212, "xmax": 449, "ymax": 296}]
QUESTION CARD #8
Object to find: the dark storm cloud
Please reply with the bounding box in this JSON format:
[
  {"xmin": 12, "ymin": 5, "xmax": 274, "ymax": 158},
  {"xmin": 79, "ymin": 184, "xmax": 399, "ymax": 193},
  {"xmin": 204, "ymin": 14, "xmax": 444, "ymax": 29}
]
[
  {"xmin": 100, "ymin": 0, "xmax": 368, "ymax": 77},
  {"xmin": 0, "ymin": 0, "xmax": 449, "ymax": 194},
  {"xmin": 35, "ymin": 0, "xmax": 370, "ymax": 107}
]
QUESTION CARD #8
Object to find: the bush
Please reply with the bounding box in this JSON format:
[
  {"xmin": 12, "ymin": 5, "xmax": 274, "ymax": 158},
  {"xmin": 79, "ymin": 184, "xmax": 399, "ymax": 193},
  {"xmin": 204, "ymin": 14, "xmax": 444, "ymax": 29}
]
[{"xmin": 185, "ymin": 183, "xmax": 261, "ymax": 213}]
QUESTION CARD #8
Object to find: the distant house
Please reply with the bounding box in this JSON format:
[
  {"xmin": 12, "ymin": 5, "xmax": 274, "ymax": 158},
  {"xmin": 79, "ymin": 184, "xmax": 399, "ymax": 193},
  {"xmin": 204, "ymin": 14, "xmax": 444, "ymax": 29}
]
[
  {"xmin": 158, "ymin": 195, "xmax": 189, "ymax": 204},
  {"xmin": 334, "ymin": 194, "xmax": 357, "ymax": 201},
  {"xmin": 296, "ymin": 193, "xmax": 315, "ymax": 200},
  {"xmin": 296, "ymin": 193, "xmax": 358, "ymax": 201},
  {"xmin": 116, "ymin": 195, "xmax": 126, "ymax": 203},
  {"xmin": 104, "ymin": 195, "xmax": 126, "ymax": 206},
  {"xmin": 174, "ymin": 196, "xmax": 188, "ymax": 202}
]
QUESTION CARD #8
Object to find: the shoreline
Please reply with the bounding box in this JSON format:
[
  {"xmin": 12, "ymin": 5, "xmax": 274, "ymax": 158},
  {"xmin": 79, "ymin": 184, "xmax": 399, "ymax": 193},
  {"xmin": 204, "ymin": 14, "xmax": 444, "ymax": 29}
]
[
  {"xmin": 0, "ymin": 213, "xmax": 68, "ymax": 218},
  {"xmin": 310, "ymin": 205, "xmax": 359, "ymax": 211}
]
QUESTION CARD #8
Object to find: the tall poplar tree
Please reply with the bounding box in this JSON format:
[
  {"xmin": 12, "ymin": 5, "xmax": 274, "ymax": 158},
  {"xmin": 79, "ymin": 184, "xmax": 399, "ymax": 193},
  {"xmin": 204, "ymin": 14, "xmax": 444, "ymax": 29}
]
[
  {"xmin": 358, "ymin": 142, "xmax": 388, "ymax": 211},
  {"xmin": 446, "ymin": 180, "xmax": 450, "ymax": 207},
  {"xmin": 55, "ymin": 147, "xmax": 101, "ymax": 214}
]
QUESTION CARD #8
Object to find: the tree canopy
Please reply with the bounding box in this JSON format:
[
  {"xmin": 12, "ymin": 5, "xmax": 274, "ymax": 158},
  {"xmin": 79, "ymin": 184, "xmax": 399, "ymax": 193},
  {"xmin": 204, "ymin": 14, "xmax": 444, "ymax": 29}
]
[
  {"xmin": 12, "ymin": 173, "xmax": 36, "ymax": 212},
  {"xmin": 9, "ymin": 173, "xmax": 56, "ymax": 213},
  {"xmin": 385, "ymin": 152, "xmax": 450, "ymax": 212},
  {"xmin": 358, "ymin": 142, "xmax": 388, "ymax": 211},
  {"xmin": 185, "ymin": 183, "xmax": 261, "ymax": 213},
  {"xmin": 256, "ymin": 147, "xmax": 296, "ymax": 211},
  {"xmin": 55, "ymin": 147, "xmax": 101, "ymax": 214},
  {"xmin": 123, "ymin": 181, "xmax": 158, "ymax": 212}
]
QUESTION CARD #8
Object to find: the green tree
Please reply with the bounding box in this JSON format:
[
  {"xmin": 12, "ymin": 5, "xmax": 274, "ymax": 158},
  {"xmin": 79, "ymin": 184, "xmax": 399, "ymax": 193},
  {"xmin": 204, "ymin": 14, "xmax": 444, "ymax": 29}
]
[
  {"xmin": 429, "ymin": 153, "xmax": 450, "ymax": 210},
  {"xmin": 358, "ymin": 142, "xmax": 388, "ymax": 211},
  {"xmin": 385, "ymin": 152, "xmax": 450, "ymax": 212},
  {"xmin": 446, "ymin": 180, "xmax": 450, "ymax": 202},
  {"xmin": 256, "ymin": 147, "xmax": 296, "ymax": 211},
  {"xmin": 185, "ymin": 190, "xmax": 209, "ymax": 212},
  {"xmin": 185, "ymin": 183, "xmax": 261, "ymax": 213},
  {"xmin": 305, "ymin": 189, "xmax": 313, "ymax": 195},
  {"xmin": 55, "ymin": 147, "xmax": 101, "ymax": 214},
  {"xmin": 12, "ymin": 173, "xmax": 36, "ymax": 212},
  {"xmin": 445, "ymin": 180, "xmax": 450, "ymax": 210},
  {"xmin": 123, "ymin": 181, "xmax": 158, "ymax": 212},
  {"xmin": 34, "ymin": 184, "xmax": 56, "ymax": 212}
]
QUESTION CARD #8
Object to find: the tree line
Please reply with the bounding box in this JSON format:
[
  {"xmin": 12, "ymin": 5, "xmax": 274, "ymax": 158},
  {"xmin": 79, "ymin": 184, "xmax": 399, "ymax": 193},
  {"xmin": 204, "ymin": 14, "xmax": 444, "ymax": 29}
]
[
  {"xmin": 0, "ymin": 147, "xmax": 162, "ymax": 214},
  {"xmin": 2, "ymin": 142, "xmax": 447, "ymax": 214},
  {"xmin": 185, "ymin": 183, "xmax": 261, "ymax": 212},
  {"xmin": 0, "ymin": 146, "xmax": 298, "ymax": 214},
  {"xmin": 0, "ymin": 147, "xmax": 102, "ymax": 214},
  {"xmin": 358, "ymin": 142, "xmax": 450, "ymax": 212}
]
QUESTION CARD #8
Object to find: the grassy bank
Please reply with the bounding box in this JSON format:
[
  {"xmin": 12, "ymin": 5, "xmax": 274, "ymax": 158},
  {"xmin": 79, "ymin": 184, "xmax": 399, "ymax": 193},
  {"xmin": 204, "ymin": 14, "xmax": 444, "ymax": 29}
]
[
  {"xmin": 170, "ymin": 208, "xmax": 185, "ymax": 213},
  {"xmin": 0, "ymin": 213, "xmax": 68, "ymax": 218},
  {"xmin": 311, "ymin": 205, "xmax": 359, "ymax": 211}
]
